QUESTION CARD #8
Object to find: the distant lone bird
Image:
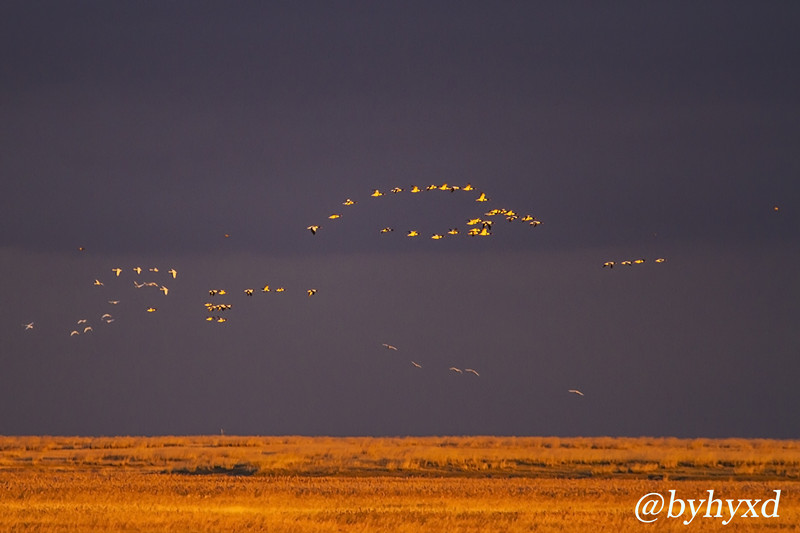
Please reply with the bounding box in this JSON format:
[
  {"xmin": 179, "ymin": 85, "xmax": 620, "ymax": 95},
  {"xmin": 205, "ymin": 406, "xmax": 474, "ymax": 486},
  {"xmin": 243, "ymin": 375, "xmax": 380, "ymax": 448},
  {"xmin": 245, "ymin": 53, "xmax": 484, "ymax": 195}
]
[
  {"xmin": 475, "ymin": 192, "xmax": 489, "ymax": 202},
  {"xmin": 168, "ymin": 268, "xmax": 177, "ymax": 278},
  {"xmin": 146, "ymin": 307, "xmax": 157, "ymax": 313},
  {"xmin": 411, "ymin": 361, "xmax": 422, "ymax": 368},
  {"xmin": 382, "ymin": 343, "xmax": 398, "ymax": 351},
  {"xmin": 23, "ymin": 322, "xmax": 34, "ymax": 330},
  {"xmin": 568, "ymin": 389, "xmax": 585, "ymax": 396},
  {"xmin": 307, "ymin": 225, "xmax": 320, "ymax": 235},
  {"xmin": 465, "ymin": 368, "xmax": 480, "ymax": 376},
  {"xmin": 111, "ymin": 268, "xmax": 122, "ymax": 277},
  {"xmin": 307, "ymin": 289, "xmax": 317, "ymax": 297}
]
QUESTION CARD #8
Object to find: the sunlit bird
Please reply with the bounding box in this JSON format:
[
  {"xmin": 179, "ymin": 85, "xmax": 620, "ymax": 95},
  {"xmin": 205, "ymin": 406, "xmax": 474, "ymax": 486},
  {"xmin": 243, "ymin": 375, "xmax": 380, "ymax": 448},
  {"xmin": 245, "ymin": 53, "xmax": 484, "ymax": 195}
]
[
  {"xmin": 447, "ymin": 228, "xmax": 459, "ymax": 235},
  {"xmin": 275, "ymin": 287, "xmax": 285, "ymax": 292},
  {"xmin": 262, "ymin": 285, "xmax": 270, "ymax": 292},
  {"xmin": 70, "ymin": 330, "xmax": 80, "ymax": 336},
  {"xmin": 93, "ymin": 279, "xmax": 104, "ymax": 286},
  {"xmin": 328, "ymin": 213, "xmax": 342, "ymax": 219},
  {"xmin": 411, "ymin": 361, "xmax": 422, "ymax": 368},
  {"xmin": 371, "ymin": 189, "xmax": 384, "ymax": 197},
  {"xmin": 431, "ymin": 234, "xmax": 444, "ymax": 240},
  {"xmin": 568, "ymin": 389, "xmax": 585, "ymax": 396},
  {"xmin": 111, "ymin": 268, "xmax": 122, "ymax": 277},
  {"xmin": 475, "ymin": 192, "xmax": 489, "ymax": 202},
  {"xmin": 467, "ymin": 218, "xmax": 482, "ymax": 226},
  {"xmin": 307, "ymin": 289, "xmax": 317, "ymax": 297},
  {"xmin": 23, "ymin": 322, "xmax": 34, "ymax": 330},
  {"xmin": 603, "ymin": 261, "xmax": 615, "ymax": 268},
  {"xmin": 390, "ymin": 187, "xmax": 403, "ymax": 193},
  {"xmin": 382, "ymin": 343, "xmax": 398, "ymax": 351},
  {"xmin": 343, "ymin": 198, "xmax": 357, "ymax": 206},
  {"xmin": 160, "ymin": 286, "xmax": 169, "ymax": 295},
  {"xmin": 307, "ymin": 225, "xmax": 320, "ymax": 235},
  {"xmin": 654, "ymin": 258, "xmax": 666, "ymax": 263},
  {"xmin": 407, "ymin": 230, "xmax": 419, "ymax": 237},
  {"xmin": 465, "ymin": 368, "xmax": 480, "ymax": 376},
  {"xmin": 149, "ymin": 267, "xmax": 159, "ymax": 273},
  {"xmin": 133, "ymin": 267, "xmax": 142, "ymax": 275},
  {"xmin": 244, "ymin": 289, "xmax": 254, "ymax": 296},
  {"xmin": 77, "ymin": 319, "xmax": 87, "ymax": 324},
  {"xmin": 462, "ymin": 183, "xmax": 474, "ymax": 191},
  {"xmin": 410, "ymin": 185, "xmax": 421, "ymax": 193},
  {"xmin": 146, "ymin": 307, "xmax": 157, "ymax": 313},
  {"xmin": 380, "ymin": 227, "xmax": 394, "ymax": 233},
  {"xmin": 83, "ymin": 326, "xmax": 93, "ymax": 333},
  {"xmin": 449, "ymin": 367, "xmax": 463, "ymax": 373},
  {"xmin": 634, "ymin": 259, "xmax": 645, "ymax": 264},
  {"xmin": 168, "ymin": 268, "xmax": 178, "ymax": 278}
]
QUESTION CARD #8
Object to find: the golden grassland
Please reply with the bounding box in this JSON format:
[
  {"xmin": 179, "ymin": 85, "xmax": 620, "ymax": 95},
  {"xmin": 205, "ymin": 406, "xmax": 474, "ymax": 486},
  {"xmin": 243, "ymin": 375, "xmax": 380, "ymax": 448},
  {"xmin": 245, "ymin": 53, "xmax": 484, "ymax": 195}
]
[{"xmin": 0, "ymin": 436, "xmax": 798, "ymax": 531}]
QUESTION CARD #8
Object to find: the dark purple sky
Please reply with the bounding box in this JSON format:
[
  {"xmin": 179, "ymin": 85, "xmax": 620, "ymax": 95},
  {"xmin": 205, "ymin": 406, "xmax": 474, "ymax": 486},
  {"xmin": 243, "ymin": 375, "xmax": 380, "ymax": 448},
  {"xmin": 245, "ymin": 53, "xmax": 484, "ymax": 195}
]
[{"xmin": 2, "ymin": 1, "xmax": 798, "ymax": 437}]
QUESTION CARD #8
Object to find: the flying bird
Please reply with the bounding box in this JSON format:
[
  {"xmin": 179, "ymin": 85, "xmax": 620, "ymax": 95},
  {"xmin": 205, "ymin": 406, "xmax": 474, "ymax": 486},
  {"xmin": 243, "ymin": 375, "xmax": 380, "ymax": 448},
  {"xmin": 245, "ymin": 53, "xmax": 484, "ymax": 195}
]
[
  {"xmin": 465, "ymin": 368, "xmax": 480, "ymax": 376},
  {"xmin": 261, "ymin": 285, "xmax": 270, "ymax": 292},
  {"xmin": 244, "ymin": 289, "xmax": 254, "ymax": 296},
  {"xmin": 83, "ymin": 326, "xmax": 93, "ymax": 333},
  {"xmin": 568, "ymin": 389, "xmax": 585, "ymax": 396},
  {"xmin": 111, "ymin": 268, "xmax": 122, "ymax": 277},
  {"xmin": 603, "ymin": 261, "xmax": 615, "ymax": 268},
  {"xmin": 342, "ymin": 198, "xmax": 357, "ymax": 206},
  {"xmin": 307, "ymin": 225, "xmax": 320, "ymax": 235},
  {"xmin": 462, "ymin": 183, "xmax": 474, "ymax": 191},
  {"xmin": 371, "ymin": 189, "xmax": 384, "ymax": 197},
  {"xmin": 93, "ymin": 279, "xmax": 104, "ymax": 286},
  {"xmin": 449, "ymin": 367, "xmax": 463, "ymax": 373},
  {"xmin": 410, "ymin": 186, "xmax": 421, "ymax": 193},
  {"xmin": 70, "ymin": 330, "xmax": 80, "ymax": 336},
  {"xmin": 23, "ymin": 322, "xmax": 34, "ymax": 330},
  {"xmin": 382, "ymin": 343, "xmax": 398, "ymax": 351},
  {"xmin": 411, "ymin": 361, "xmax": 422, "ymax": 368},
  {"xmin": 475, "ymin": 192, "xmax": 489, "ymax": 202},
  {"xmin": 149, "ymin": 267, "xmax": 159, "ymax": 273},
  {"xmin": 108, "ymin": 300, "xmax": 120, "ymax": 305},
  {"xmin": 654, "ymin": 258, "xmax": 666, "ymax": 263},
  {"xmin": 168, "ymin": 268, "xmax": 177, "ymax": 278},
  {"xmin": 146, "ymin": 307, "xmax": 157, "ymax": 313},
  {"xmin": 328, "ymin": 213, "xmax": 342, "ymax": 220},
  {"xmin": 380, "ymin": 227, "xmax": 394, "ymax": 233},
  {"xmin": 431, "ymin": 234, "xmax": 444, "ymax": 240},
  {"xmin": 407, "ymin": 230, "xmax": 419, "ymax": 237},
  {"xmin": 307, "ymin": 289, "xmax": 317, "ymax": 297},
  {"xmin": 390, "ymin": 187, "xmax": 403, "ymax": 193},
  {"xmin": 159, "ymin": 286, "xmax": 169, "ymax": 295},
  {"xmin": 133, "ymin": 267, "xmax": 142, "ymax": 275}
]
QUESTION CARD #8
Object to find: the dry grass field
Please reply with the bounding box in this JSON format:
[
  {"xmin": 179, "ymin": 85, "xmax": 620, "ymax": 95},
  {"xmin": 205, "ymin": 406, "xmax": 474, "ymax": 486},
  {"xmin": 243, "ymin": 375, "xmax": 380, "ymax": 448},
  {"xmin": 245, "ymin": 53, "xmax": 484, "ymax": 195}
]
[{"xmin": 0, "ymin": 436, "xmax": 798, "ymax": 531}]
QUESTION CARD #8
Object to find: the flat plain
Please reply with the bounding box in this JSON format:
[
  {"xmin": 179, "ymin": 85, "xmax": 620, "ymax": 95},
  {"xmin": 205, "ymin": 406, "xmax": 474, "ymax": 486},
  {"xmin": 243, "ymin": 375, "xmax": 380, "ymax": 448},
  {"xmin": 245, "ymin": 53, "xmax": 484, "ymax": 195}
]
[{"xmin": 0, "ymin": 436, "xmax": 798, "ymax": 531}]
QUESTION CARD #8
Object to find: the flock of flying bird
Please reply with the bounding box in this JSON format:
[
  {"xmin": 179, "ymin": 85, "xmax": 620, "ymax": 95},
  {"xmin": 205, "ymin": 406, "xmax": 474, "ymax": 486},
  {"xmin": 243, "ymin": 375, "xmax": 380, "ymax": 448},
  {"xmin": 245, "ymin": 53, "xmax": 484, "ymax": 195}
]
[
  {"xmin": 18, "ymin": 181, "xmax": 689, "ymax": 399},
  {"xmin": 307, "ymin": 183, "xmax": 542, "ymax": 240}
]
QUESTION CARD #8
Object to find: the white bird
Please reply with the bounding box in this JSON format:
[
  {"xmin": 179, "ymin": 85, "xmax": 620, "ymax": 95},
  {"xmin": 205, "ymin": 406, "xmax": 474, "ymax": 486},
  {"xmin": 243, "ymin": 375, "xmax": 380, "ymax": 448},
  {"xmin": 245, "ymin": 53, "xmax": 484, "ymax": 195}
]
[
  {"xmin": 101, "ymin": 313, "xmax": 113, "ymax": 320},
  {"xmin": 107, "ymin": 300, "xmax": 120, "ymax": 305},
  {"xmin": 23, "ymin": 322, "xmax": 34, "ymax": 330},
  {"xmin": 382, "ymin": 343, "xmax": 398, "ymax": 351},
  {"xmin": 133, "ymin": 281, "xmax": 145, "ymax": 289},
  {"xmin": 568, "ymin": 389, "xmax": 585, "ymax": 396},
  {"xmin": 70, "ymin": 330, "xmax": 80, "ymax": 336},
  {"xmin": 465, "ymin": 368, "xmax": 480, "ymax": 376},
  {"xmin": 411, "ymin": 361, "xmax": 422, "ymax": 368},
  {"xmin": 449, "ymin": 367, "xmax": 462, "ymax": 373},
  {"xmin": 77, "ymin": 319, "xmax": 87, "ymax": 324},
  {"xmin": 83, "ymin": 326, "xmax": 93, "ymax": 333}
]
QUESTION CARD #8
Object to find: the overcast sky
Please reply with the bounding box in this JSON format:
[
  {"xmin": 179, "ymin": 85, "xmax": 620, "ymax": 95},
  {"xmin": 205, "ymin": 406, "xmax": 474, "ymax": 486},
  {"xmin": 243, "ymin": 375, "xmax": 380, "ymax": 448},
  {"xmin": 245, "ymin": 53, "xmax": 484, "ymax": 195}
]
[{"xmin": 1, "ymin": 1, "xmax": 798, "ymax": 438}]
